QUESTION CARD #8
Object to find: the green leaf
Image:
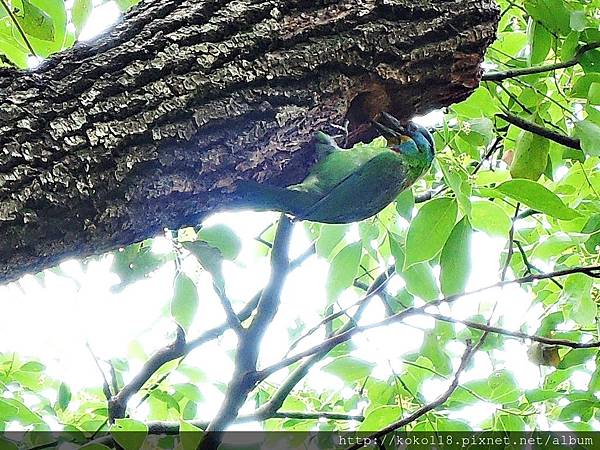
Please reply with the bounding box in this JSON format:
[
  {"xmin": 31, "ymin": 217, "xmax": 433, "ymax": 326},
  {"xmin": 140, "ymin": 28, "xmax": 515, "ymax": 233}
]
[
  {"xmin": 558, "ymin": 348, "xmax": 597, "ymax": 369},
  {"xmin": 389, "ymin": 234, "xmax": 439, "ymax": 301},
  {"xmin": 315, "ymin": 224, "xmax": 348, "ymax": 259},
  {"xmin": 174, "ymin": 383, "xmax": 203, "ymax": 402},
  {"xmin": 531, "ymin": 234, "xmax": 579, "ymax": 261},
  {"xmin": 197, "ymin": 224, "xmax": 241, "ymax": 260},
  {"xmin": 326, "ymin": 242, "xmax": 361, "ymax": 302},
  {"xmin": 182, "ymin": 401, "xmax": 197, "ymax": 420},
  {"xmin": 170, "ymin": 273, "xmax": 199, "ymax": 332},
  {"xmin": 15, "ymin": 0, "xmax": 55, "ymax": 41},
  {"xmin": 71, "ymin": 0, "xmax": 92, "ymax": 35},
  {"xmin": 180, "ymin": 421, "xmax": 204, "ymax": 450},
  {"xmin": 113, "ymin": 0, "xmax": 141, "ymax": 11},
  {"xmin": 440, "ymin": 217, "xmax": 472, "ymax": 296},
  {"xmin": 1, "ymin": 398, "xmax": 43, "ymax": 424},
  {"xmin": 0, "ymin": 32, "xmax": 29, "ymax": 68},
  {"xmin": 404, "ymin": 197, "xmax": 457, "ymax": 269},
  {"xmin": 582, "ymin": 213, "xmax": 600, "ymax": 253},
  {"xmin": 490, "ymin": 32, "xmax": 527, "ymax": 61},
  {"xmin": 495, "ymin": 179, "xmax": 580, "ymax": 220},
  {"xmin": 510, "ymin": 130, "xmax": 550, "ymax": 181},
  {"xmin": 111, "ymin": 419, "xmax": 148, "ymax": 450},
  {"xmin": 358, "ymin": 405, "xmax": 400, "ymax": 431},
  {"xmin": 402, "ymin": 261, "xmax": 439, "ymax": 301},
  {"xmin": 0, "ymin": 399, "xmax": 19, "ymax": 419},
  {"xmin": 110, "ymin": 241, "xmax": 170, "ymax": 292},
  {"xmin": 395, "ymin": 189, "xmax": 414, "ymax": 221},
  {"xmin": 421, "ymin": 333, "xmax": 452, "ymax": 375},
  {"xmin": 452, "ymin": 87, "xmax": 498, "ymax": 118},
  {"xmin": 560, "ymin": 398, "xmax": 596, "ymax": 421},
  {"xmin": 322, "ymin": 356, "xmax": 374, "ymax": 382},
  {"xmin": 569, "ymin": 11, "xmax": 586, "ymax": 32},
  {"xmin": 438, "ymin": 159, "xmax": 471, "ymax": 213},
  {"xmin": 465, "ymin": 370, "xmax": 520, "ymax": 403},
  {"xmin": 572, "ymin": 73, "xmax": 600, "ymax": 98},
  {"xmin": 19, "ymin": 361, "xmax": 45, "ymax": 372},
  {"xmin": 57, "ymin": 382, "xmax": 71, "ymax": 411},
  {"xmin": 497, "ymin": 413, "xmax": 525, "ymax": 431},
  {"xmin": 525, "ymin": 389, "xmax": 562, "ymax": 403},
  {"xmin": 529, "ymin": 20, "xmax": 552, "ymax": 65},
  {"xmin": 465, "ymin": 118, "xmax": 494, "ymax": 147},
  {"xmin": 80, "ymin": 445, "xmax": 113, "ymax": 450},
  {"xmin": 437, "ymin": 419, "xmax": 472, "ymax": 431},
  {"xmin": 589, "ymin": 82, "xmax": 600, "ymax": 105},
  {"xmin": 574, "ymin": 120, "xmax": 600, "ymax": 156},
  {"xmin": 184, "ymin": 241, "xmax": 225, "ymax": 291},
  {"xmin": 524, "ymin": 0, "xmax": 570, "ymax": 36},
  {"xmin": 561, "ymin": 273, "xmax": 595, "ymax": 327},
  {"xmin": 561, "ymin": 32, "xmax": 580, "ymax": 62}
]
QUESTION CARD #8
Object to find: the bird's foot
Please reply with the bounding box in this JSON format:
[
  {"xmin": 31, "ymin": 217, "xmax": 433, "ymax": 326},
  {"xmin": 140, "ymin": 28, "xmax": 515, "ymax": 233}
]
[{"xmin": 330, "ymin": 120, "xmax": 350, "ymax": 148}]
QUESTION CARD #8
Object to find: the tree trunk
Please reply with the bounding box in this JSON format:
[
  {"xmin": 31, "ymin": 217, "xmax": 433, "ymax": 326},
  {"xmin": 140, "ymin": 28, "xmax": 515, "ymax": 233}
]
[{"xmin": 0, "ymin": 0, "xmax": 499, "ymax": 284}]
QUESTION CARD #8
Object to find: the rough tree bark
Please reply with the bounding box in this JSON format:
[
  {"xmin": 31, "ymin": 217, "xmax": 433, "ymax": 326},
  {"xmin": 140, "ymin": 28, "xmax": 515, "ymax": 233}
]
[{"xmin": 0, "ymin": 0, "xmax": 499, "ymax": 284}]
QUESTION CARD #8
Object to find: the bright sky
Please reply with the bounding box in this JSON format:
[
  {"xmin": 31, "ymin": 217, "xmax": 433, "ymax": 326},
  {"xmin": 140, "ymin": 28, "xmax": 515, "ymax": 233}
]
[{"xmin": 1, "ymin": 1, "xmax": 596, "ymax": 432}]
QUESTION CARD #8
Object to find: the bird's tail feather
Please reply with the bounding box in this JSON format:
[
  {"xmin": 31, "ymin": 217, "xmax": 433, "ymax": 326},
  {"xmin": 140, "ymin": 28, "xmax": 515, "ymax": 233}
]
[{"xmin": 236, "ymin": 181, "xmax": 319, "ymax": 216}]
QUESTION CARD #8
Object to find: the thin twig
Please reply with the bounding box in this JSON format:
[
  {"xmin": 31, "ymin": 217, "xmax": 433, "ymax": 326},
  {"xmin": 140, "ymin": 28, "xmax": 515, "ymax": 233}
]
[
  {"xmin": 213, "ymin": 284, "xmax": 245, "ymax": 336},
  {"xmin": 85, "ymin": 342, "xmax": 112, "ymax": 401},
  {"xmin": 514, "ymin": 240, "xmax": 563, "ymax": 289},
  {"xmin": 254, "ymin": 266, "xmax": 394, "ymax": 422},
  {"xmin": 501, "ymin": 203, "xmax": 520, "ymax": 281},
  {"xmin": 286, "ymin": 268, "xmax": 393, "ymax": 355},
  {"xmin": 254, "ymin": 265, "xmax": 600, "ymax": 380},
  {"xmin": 105, "ymin": 242, "xmax": 316, "ymax": 426},
  {"xmin": 427, "ymin": 312, "xmax": 599, "ymax": 349},
  {"xmin": 416, "ymin": 136, "xmax": 502, "ymax": 205},
  {"xmin": 0, "ymin": 0, "xmax": 38, "ymax": 58},
  {"xmin": 472, "ymin": 137, "xmax": 502, "ymax": 175},
  {"xmin": 144, "ymin": 410, "xmax": 364, "ymax": 434},
  {"xmin": 346, "ymin": 337, "xmax": 484, "ymax": 450},
  {"xmin": 108, "ymin": 360, "xmax": 119, "ymax": 396},
  {"xmin": 498, "ymin": 112, "xmax": 580, "ymax": 150},
  {"xmin": 516, "ymin": 209, "xmax": 539, "ymax": 220},
  {"xmin": 482, "ymin": 42, "xmax": 600, "ymax": 82}
]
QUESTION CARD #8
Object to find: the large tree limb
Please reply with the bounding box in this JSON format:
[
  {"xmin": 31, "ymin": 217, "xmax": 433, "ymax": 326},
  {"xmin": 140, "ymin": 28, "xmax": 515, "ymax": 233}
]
[{"xmin": 0, "ymin": 0, "xmax": 499, "ymax": 283}]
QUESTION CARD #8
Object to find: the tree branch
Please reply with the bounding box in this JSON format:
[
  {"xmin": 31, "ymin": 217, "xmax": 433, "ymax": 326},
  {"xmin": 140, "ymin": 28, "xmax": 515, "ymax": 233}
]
[
  {"xmin": 200, "ymin": 214, "xmax": 293, "ymax": 449},
  {"xmin": 100, "ymin": 240, "xmax": 316, "ymax": 423},
  {"xmin": 253, "ymin": 267, "xmax": 394, "ymax": 421},
  {"xmin": 497, "ymin": 112, "xmax": 581, "ymax": 149},
  {"xmin": 254, "ymin": 265, "xmax": 600, "ymax": 381},
  {"xmin": 482, "ymin": 42, "xmax": 600, "ymax": 82},
  {"xmin": 286, "ymin": 268, "xmax": 393, "ymax": 356},
  {"xmin": 429, "ymin": 312, "xmax": 599, "ymax": 349},
  {"xmin": 514, "ymin": 240, "xmax": 563, "ymax": 289},
  {"xmin": 347, "ymin": 337, "xmax": 484, "ymax": 450},
  {"xmin": 108, "ymin": 325, "xmax": 186, "ymax": 422}
]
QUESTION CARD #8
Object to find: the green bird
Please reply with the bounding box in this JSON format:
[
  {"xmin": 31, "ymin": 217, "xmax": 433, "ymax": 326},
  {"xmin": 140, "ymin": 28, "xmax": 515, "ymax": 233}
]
[{"xmin": 237, "ymin": 113, "xmax": 435, "ymax": 224}]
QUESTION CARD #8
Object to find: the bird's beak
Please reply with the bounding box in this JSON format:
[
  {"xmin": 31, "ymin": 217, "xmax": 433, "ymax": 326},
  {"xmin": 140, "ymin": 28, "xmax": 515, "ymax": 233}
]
[{"xmin": 372, "ymin": 112, "xmax": 407, "ymax": 139}]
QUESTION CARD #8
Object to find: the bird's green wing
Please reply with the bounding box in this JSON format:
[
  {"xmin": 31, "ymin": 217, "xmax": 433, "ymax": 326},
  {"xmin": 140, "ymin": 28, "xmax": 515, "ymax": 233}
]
[{"xmin": 298, "ymin": 151, "xmax": 410, "ymax": 224}]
